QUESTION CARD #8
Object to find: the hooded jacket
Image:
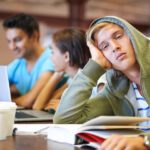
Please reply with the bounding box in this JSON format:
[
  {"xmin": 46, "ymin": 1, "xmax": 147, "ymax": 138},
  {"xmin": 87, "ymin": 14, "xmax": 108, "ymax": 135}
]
[{"xmin": 54, "ymin": 16, "xmax": 150, "ymax": 125}]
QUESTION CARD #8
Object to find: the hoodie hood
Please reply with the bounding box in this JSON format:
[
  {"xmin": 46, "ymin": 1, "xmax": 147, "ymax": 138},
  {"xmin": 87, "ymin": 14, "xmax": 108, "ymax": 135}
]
[
  {"xmin": 87, "ymin": 16, "xmax": 150, "ymax": 102},
  {"xmin": 87, "ymin": 16, "xmax": 150, "ymax": 77}
]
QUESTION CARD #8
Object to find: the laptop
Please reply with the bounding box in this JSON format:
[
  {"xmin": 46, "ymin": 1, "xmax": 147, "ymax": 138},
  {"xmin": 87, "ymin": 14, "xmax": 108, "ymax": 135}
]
[{"xmin": 0, "ymin": 66, "xmax": 53, "ymax": 122}]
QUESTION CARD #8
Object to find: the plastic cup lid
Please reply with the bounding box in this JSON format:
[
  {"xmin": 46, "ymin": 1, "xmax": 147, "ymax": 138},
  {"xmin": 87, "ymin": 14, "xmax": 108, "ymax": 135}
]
[{"xmin": 0, "ymin": 102, "xmax": 17, "ymax": 110}]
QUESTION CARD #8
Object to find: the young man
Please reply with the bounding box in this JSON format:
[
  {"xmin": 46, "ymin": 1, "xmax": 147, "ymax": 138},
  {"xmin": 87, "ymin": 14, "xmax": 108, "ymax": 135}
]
[
  {"xmin": 53, "ymin": 16, "xmax": 150, "ymax": 149},
  {"xmin": 3, "ymin": 13, "xmax": 54, "ymax": 108}
]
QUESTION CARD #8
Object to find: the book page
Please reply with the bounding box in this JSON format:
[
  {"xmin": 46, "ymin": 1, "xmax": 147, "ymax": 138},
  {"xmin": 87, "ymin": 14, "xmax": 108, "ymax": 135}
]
[
  {"xmin": 83, "ymin": 116, "xmax": 150, "ymax": 126},
  {"xmin": 47, "ymin": 125, "xmax": 81, "ymax": 145},
  {"xmin": 79, "ymin": 125, "xmax": 150, "ymax": 131}
]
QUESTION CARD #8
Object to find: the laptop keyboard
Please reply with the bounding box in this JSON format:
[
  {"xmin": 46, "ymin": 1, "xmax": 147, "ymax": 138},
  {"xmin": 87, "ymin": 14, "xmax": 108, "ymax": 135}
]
[{"xmin": 15, "ymin": 111, "xmax": 36, "ymax": 118}]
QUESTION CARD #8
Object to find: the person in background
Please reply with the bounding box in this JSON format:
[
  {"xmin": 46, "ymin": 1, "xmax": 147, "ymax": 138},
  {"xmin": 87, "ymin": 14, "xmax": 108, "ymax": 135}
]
[
  {"xmin": 33, "ymin": 28, "xmax": 91, "ymax": 112},
  {"xmin": 3, "ymin": 13, "xmax": 54, "ymax": 108}
]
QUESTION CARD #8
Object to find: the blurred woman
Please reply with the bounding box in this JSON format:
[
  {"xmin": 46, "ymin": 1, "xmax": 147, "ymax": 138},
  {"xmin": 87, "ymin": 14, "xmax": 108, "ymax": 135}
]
[{"xmin": 33, "ymin": 28, "xmax": 91, "ymax": 112}]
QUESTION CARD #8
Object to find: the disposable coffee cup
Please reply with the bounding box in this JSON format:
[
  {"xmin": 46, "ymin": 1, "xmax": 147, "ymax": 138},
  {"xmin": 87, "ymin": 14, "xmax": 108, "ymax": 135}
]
[
  {"xmin": 0, "ymin": 109, "xmax": 8, "ymax": 140},
  {"xmin": 0, "ymin": 102, "xmax": 17, "ymax": 140}
]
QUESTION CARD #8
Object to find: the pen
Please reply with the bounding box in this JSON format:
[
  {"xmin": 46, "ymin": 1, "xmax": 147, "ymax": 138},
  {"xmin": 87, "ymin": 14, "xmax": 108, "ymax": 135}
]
[
  {"xmin": 34, "ymin": 126, "xmax": 49, "ymax": 134},
  {"xmin": 13, "ymin": 126, "xmax": 49, "ymax": 136},
  {"xmin": 13, "ymin": 127, "xmax": 18, "ymax": 136}
]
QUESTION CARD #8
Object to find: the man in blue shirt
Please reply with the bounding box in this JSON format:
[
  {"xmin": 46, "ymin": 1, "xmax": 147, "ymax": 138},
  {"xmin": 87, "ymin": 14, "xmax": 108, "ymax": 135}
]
[{"xmin": 3, "ymin": 13, "xmax": 54, "ymax": 108}]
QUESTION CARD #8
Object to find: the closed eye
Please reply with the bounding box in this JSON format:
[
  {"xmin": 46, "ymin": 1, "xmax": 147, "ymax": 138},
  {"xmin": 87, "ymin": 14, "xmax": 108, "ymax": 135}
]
[
  {"xmin": 99, "ymin": 42, "xmax": 109, "ymax": 51},
  {"xmin": 114, "ymin": 31, "xmax": 124, "ymax": 40},
  {"xmin": 115, "ymin": 34, "xmax": 123, "ymax": 39}
]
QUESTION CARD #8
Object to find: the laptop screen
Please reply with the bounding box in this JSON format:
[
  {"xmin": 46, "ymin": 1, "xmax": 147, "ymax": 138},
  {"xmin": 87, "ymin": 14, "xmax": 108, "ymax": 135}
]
[
  {"xmin": 0, "ymin": 66, "xmax": 11, "ymax": 102},
  {"xmin": 0, "ymin": 66, "xmax": 53, "ymax": 122}
]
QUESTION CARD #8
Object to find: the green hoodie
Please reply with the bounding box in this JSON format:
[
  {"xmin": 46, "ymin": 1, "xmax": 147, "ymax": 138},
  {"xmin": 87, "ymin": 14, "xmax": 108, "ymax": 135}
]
[{"xmin": 54, "ymin": 16, "xmax": 150, "ymax": 125}]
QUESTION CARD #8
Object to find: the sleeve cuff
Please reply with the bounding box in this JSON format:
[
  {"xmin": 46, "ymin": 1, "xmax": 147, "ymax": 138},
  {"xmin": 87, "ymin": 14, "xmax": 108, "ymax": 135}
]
[{"xmin": 82, "ymin": 59, "xmax": 106, "ymax": 81}]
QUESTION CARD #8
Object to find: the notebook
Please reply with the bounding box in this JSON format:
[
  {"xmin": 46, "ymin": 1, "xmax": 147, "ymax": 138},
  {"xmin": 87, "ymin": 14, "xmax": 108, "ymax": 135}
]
[{"xmin": 0, "ymin": 66, "xmax": 53, "ymax": 122}]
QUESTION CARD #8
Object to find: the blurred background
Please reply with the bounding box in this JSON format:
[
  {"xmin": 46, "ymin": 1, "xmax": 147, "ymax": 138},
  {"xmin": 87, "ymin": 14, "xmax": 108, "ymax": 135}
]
[{"xmin": 0, "ymin": 0, "xmax": 150, "ymax": 64}]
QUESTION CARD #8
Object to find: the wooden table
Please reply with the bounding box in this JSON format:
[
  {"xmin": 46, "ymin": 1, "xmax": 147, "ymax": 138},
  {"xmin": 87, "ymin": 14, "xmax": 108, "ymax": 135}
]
[{"xmin": 0, "ymin": 135, "xmax": 95, "ymax": 150}]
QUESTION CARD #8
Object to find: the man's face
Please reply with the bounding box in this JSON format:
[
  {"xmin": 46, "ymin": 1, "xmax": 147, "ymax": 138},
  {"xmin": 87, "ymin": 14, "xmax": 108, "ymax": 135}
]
[
  {"xmin": 5, "ymin": 28, "xmax": 35, "ymax": 59},
  {"xmin": 94, "ymin": 24, "xmax": 136, "ymax": 71},
  {"xmin": 51, "ymin": 42, "xmax": 68, "ymax": 72}
]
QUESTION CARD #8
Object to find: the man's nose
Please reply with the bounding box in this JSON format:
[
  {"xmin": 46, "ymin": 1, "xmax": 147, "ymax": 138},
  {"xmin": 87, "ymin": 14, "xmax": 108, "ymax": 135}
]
[
  {"xmin": 9, "ymin": 42, "xmax": 16, "ymax": 51},
  {"xmin": 111, "ymin": 40, "xmax": 121, "ymax": 53},
  {"xmin": 51, "ymin": 55, "xmax": 54, "ymax": 63}
]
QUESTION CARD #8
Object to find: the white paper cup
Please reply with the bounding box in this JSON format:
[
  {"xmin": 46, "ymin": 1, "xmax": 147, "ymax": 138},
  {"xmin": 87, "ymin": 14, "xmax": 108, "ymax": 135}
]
[
  {"xmin": 0, "ymin": 102, "xmax": 17, "ymax": 140},
  {"xmin": 0, "ymin": 109, "xmax": 8, "ymax": 140}
]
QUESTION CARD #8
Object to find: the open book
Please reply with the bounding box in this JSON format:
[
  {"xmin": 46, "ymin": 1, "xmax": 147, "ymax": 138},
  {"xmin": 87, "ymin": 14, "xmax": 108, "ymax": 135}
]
[
  {"xmin": 47, "ymin": 116, "xmax": 150, "ymax": 147},
  {"xmin": 14, "ymin": 116, "xmax": 150, "ymax": 149}
]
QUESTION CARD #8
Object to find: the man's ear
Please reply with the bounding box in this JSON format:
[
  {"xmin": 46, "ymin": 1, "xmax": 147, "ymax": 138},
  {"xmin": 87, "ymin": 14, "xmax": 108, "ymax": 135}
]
[
  {"xmin": 31, "ymin": 31, "xmax": 40, "ymax": 42},
  {"xmin": 64, "ymin": 51, "xmax": 70, "ymax": 63}
]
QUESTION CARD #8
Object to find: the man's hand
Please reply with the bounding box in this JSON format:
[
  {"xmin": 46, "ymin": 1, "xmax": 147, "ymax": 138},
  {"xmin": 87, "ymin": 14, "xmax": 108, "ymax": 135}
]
[
  {"xmin": 87, "ymin": 41, "xmax": 112, "ymax": 70},
  {"xmin": 10, "ymin": 84, "xmax": 21, "ymax": 99},
  {"xmin": 101, "ymin": 135, "xmax": 148, "ymax": 150}
]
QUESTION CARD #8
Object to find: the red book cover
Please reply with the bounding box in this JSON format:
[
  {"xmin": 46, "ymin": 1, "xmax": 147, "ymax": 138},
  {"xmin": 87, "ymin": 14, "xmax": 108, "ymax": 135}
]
[{"xmin": 77, "ymin": 132, "xmax": 105, "ymax": 144}]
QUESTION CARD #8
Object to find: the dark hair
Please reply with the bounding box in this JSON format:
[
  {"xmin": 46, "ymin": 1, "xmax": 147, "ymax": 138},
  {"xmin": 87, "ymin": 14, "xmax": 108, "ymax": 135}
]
[
  {"xmin": 52, "ymin": 28, "xmax": 91, "ymax": 68},
  {"xmin": 3, "ymin": 13, "xmax": 39, "ymax": 37}
]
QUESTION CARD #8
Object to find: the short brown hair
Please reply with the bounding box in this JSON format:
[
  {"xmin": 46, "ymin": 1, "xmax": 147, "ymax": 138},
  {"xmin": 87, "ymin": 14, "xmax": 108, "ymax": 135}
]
[{"xmin": 52, "ymin": 28, "xmax": 91, "ymax": 68}]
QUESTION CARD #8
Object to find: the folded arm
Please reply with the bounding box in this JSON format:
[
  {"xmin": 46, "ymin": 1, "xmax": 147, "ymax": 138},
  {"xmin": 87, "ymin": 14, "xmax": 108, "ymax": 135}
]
[
  {"xmin": 13, "ymin": 72, "xmax": 53, "ymax": 108},
  {"xmin": 53, "ymin": 60, "xmax": 114, "ymax": 124},
  {"xmin": 33, "ymin": 72, "xmax": 64, "ymax": 110}
]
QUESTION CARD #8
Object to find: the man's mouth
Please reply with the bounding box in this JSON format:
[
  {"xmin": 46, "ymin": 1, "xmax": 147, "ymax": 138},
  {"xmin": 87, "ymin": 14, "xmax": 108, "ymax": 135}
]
[
  {"xmin": 116, "ymin": 53, "xmax": 126, "ymax": 60},
  {"xmin": 12, "ymin": 51, "xmax": 22, "ymax": 58},
  {"xmin": 13, "ymin": 49, "xmax": 20, "ymax": 55}
]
